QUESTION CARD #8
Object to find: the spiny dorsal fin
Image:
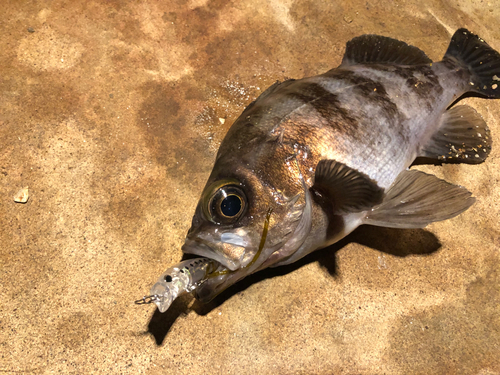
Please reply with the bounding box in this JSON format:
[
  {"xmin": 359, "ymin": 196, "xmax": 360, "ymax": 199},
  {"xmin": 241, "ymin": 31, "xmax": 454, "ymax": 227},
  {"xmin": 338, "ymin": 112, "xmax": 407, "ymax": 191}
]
[
  {"xmin": 419, "ymin": 105, "xmax": 491, "ymax": 163},
  {"xmin": 364, "ymin": 169, "xmax": 475, "ymax": 228},
  {"xmin": 341, "ymin": 34, "xmax": 432, "ymax": 66},
  {"xmin": 311, "ymin": 160, "xmax": 384, "ymax": 213}
]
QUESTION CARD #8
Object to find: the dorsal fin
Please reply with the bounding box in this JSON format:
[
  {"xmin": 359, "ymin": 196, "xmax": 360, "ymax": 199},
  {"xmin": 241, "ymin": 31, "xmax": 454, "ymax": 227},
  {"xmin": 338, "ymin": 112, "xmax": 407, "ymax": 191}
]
[{"xmin": 341, "ymin": 34, "xmax": 432, "ymax": 66}]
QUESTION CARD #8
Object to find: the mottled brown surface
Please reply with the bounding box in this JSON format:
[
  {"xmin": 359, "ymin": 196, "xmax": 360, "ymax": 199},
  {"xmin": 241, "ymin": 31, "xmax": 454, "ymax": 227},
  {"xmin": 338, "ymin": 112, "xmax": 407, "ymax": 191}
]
[{"xmin": 1, "ymin": 0, "xmax": 499, "ymax": 374}]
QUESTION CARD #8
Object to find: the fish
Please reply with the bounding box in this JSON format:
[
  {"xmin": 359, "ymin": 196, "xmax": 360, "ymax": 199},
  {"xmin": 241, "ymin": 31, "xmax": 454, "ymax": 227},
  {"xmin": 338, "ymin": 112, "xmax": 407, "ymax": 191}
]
[{"xmin": 138, "ymin": 29, "xmax": 499, "ymax": 313}]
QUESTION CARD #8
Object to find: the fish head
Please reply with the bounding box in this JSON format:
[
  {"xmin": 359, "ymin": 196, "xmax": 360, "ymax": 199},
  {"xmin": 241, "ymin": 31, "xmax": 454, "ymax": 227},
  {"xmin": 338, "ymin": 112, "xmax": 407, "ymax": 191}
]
[{"xmin": 182, "ymin": 148, "xmax": 313, "ymax": 302}]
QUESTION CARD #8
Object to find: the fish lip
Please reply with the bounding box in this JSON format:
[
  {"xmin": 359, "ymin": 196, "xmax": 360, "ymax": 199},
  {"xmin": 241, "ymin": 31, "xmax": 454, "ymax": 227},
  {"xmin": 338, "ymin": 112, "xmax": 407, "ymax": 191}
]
[{"xmin": 182, "ymin": 239, "xmax": 240, "ymax": 271}]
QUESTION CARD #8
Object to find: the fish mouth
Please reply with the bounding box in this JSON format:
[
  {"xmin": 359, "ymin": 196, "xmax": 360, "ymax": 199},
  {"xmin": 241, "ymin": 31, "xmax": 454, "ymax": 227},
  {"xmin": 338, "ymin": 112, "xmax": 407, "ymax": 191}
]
[
  {"xmin": 182, "ymin": 239, "xmax": 251, "ymax": 303},
  {"xmin": 182, "ymin": 239, "xmax": 241, "ymax": 271}
]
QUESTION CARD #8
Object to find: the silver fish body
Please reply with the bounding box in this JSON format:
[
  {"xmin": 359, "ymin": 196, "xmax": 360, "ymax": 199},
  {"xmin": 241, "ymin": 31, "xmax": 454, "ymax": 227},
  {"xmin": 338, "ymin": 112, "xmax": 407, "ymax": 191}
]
[{"xmin": 151, "ymin": 29, "xmax": 498, "ymax": 308}]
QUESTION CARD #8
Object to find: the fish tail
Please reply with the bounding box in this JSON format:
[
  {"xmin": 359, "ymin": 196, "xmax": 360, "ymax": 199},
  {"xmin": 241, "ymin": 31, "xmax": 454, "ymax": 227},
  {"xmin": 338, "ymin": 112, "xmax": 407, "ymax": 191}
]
[{"xmin": 444, "ymin": 29, "xmax": 500, "ymax": 98}]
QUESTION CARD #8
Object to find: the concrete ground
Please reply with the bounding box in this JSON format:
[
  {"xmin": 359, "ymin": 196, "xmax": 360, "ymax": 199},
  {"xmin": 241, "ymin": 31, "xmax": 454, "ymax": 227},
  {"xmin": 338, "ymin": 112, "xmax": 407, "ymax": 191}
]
[{"xmin": 1, "ymin": 0, "xmax": 499, "ymax": 373}]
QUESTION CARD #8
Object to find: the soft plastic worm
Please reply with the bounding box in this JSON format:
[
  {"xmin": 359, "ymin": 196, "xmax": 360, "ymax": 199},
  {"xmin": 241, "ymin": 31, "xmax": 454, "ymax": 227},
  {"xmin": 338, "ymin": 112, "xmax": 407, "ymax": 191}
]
[{"xmin": 146, "ymin": 258, "xmax": 219, "ymax": 312}]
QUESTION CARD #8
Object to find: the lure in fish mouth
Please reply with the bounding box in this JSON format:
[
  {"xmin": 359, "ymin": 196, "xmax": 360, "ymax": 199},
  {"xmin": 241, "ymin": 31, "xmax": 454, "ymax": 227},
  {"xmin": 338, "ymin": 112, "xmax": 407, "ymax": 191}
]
[
  {"xmin": 137, "ymin": 28, "xmax": 498, "ymax": 313},
  {"xmin": 136, "ymin": 208, "xmax": 274, "ymax": 312}
]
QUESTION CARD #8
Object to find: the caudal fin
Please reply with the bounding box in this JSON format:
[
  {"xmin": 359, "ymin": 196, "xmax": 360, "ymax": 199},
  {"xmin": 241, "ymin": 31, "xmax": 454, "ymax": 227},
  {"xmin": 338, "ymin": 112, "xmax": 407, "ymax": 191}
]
[{"xmin": 444, "ymin": 29, "xmax": 500, "ymax": 98}]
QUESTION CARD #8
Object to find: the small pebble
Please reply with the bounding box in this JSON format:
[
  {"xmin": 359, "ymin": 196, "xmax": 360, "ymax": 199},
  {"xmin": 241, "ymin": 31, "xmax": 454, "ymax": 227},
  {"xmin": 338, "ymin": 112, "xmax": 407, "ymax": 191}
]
[
  {"xmin": 343, "ymin": 15, "xmax": 353, "ymax": 24},
  {"xmin": 27, "ymin": 27, "xmax": 35, "ymax": 33},
  {"xmin": 14, "ymin": 186, "xmax": 29, "ymax": 203}
]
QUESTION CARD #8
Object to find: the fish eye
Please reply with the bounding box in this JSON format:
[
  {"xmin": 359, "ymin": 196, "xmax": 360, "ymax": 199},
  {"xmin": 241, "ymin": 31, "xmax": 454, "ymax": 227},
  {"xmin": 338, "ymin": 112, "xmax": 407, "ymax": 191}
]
[{"xmin": 209, "ymin": 185, "xmax": 247, "ymax": 224}]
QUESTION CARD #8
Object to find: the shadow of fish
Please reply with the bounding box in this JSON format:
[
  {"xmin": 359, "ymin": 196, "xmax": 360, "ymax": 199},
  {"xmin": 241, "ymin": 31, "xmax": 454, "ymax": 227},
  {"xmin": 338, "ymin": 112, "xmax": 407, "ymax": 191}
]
[{"xmin": 142, "ymin": 29, "xmax": 498, "ymax": 313}]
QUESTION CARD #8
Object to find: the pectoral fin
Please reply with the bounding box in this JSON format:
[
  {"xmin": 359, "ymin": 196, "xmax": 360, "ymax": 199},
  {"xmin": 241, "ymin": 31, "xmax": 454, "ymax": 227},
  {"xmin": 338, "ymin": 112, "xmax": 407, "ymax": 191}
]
[
  {"xmin": 419, "ymin": 105, "xmax": 491, "ymax": 163},
  {"xmin": 364, "ymin": 169, "xmax": 475, "ymax": 228},
  {"xmin": 311, "ymin": 160, "xmax": 384, "ymax": 214}
]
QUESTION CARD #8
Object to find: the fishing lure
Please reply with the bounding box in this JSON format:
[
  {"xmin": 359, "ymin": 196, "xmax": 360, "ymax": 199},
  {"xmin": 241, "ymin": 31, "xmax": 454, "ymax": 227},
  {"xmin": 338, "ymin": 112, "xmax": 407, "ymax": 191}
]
[{"xmin": 135, "ymin": 258, "xmax": 219, "ymax": 312}]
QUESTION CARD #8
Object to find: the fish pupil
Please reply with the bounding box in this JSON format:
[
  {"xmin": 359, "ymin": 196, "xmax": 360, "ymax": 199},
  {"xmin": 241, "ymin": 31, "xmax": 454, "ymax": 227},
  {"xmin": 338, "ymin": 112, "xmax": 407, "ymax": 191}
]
[{"xmin": 221, "ymin": 195, "xmax": 242, "ymax": 217}]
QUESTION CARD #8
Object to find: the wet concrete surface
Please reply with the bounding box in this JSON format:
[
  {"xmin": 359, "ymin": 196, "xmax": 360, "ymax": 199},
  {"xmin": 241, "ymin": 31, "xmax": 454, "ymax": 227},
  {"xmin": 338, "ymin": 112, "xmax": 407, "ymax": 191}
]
[{"xmin": 1, "ymin": 0, "xmax": 499, "ymax": 373}]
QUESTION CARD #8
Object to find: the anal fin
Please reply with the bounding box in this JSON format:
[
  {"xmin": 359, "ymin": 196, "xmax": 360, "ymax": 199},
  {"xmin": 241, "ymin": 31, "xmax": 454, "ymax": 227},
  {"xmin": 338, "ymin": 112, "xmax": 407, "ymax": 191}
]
[
  {"xmin": 419, "ymin": 105, "xmax": 491, "ymax": 163},
  {"xmin": 364, "ymin": 170, "xmax": 475, "ymax": 229}
]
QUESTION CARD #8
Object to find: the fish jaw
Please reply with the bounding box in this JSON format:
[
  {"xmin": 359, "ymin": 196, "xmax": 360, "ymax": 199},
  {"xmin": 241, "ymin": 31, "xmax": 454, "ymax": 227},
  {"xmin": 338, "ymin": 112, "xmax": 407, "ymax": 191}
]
[
  {"xmin": 180, "ymin": 238, "xmax": 251, "ymax": 302},
  {"xmin": 182, "ymin": 238, "xmax": 244, "ymax": 271},
  {"xmin": 181, "ymin": 239, "xmax": 255, "ymax": 302}
]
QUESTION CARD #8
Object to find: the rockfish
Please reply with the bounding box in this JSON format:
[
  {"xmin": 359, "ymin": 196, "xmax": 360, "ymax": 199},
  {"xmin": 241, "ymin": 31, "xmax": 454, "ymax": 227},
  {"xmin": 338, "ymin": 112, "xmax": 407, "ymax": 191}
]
[{"xmin": 137, "ymin": 29, "xmax": 498, "ymax": 313}]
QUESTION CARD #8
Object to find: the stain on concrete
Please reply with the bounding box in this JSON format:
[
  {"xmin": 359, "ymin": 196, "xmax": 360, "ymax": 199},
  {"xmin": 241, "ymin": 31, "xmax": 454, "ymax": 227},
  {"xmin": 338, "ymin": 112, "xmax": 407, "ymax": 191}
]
[
  {"xmin": 386, "ymin": 257, "xmax": 500, "ymax": 374},
  {"xmin": 17, "ymin": 25, "xmax": 84, "ymax": 71},
  {"xmin": 57, "ymin": 312, "xmax": 93, "ymax": 349}
]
